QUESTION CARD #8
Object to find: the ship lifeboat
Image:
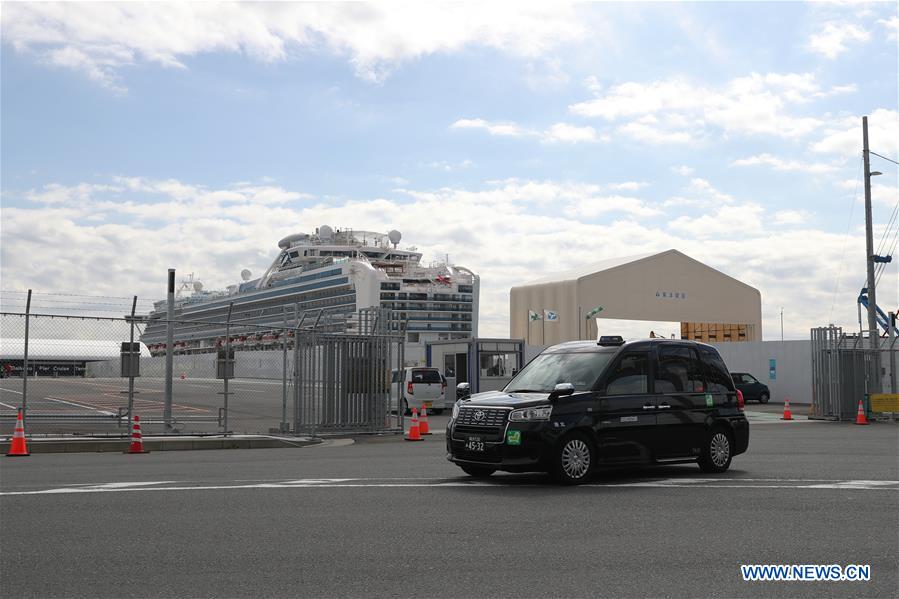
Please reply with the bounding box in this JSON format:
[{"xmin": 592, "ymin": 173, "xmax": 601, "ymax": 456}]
[
  {"xmin": 262, "ymin": 333, "xmax": 277, "ymax": 345},
  {"xmin": 232, "ymin": 336, "xmax": 245, "ymax": 348}
]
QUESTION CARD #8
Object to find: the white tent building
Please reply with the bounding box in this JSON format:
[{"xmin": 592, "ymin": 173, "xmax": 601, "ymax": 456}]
[{"xmin": 510, "ymin": 250, "xmax": 762, "ymax": 346}]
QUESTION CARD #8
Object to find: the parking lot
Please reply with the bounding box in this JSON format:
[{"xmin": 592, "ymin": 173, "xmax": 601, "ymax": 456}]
[
  {"xmin": 0, "ymin": 376, "xmax": 312, "ymax": 434},
  {"xmin": 1, "ymin": 418, "xmax": 896, "ymax": 598}
]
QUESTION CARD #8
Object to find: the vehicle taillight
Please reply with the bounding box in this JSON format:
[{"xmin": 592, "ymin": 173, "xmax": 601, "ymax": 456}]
[
  {"xmin": 407, "ymin": 381, "xmax": 414, "ymax": 395},
  {"xmin": 736, "ymin": 389, "xmax": 745, "ymax": 411},
  {"xmin": 441, "ymin": 380, "xmax": 447, "ymax": 390}
]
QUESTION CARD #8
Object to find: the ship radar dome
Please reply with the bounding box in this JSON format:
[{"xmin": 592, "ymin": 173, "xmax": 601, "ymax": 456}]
[
  {"xmin": 388, "ymin": 230, "xmax": 402, "ymax": 247},
  {"xmin": 193, "ymin": 281, "xmax": 204, "ymax": 293},
  {"xmin": 319, "ymin": 225, "xmax": 334, "ymax": 240},
  {"xmin": 240, "ymin": 269, "xmax": 252, "ymax": 281}
]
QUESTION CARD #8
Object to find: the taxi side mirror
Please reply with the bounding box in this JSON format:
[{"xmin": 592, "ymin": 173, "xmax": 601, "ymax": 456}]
[
  {"xmin": 456, "ymin": 382, "xmax": 471, "ymax": 400},
  {"xmin": 548, "ymin": 382, "xmax": 575, "ymax": 402}
]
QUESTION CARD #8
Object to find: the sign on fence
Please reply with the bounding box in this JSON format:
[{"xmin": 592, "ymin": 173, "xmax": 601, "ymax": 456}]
[{"xmin": 869, "ymin": 393, "xmax": 899, "ymax": 412}]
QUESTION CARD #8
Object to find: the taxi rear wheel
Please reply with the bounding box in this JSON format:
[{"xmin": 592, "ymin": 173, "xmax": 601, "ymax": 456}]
[
  {"xmin": 460, "ymin": 465, "xmax": 496, "ymax": 478},
  {"xmin": 698, "ymin": 426, "xmax": 733, "ymax": 473},
  {"xmin": 551, "ymin": 432, "xmax": 594, "ymax": 485}
]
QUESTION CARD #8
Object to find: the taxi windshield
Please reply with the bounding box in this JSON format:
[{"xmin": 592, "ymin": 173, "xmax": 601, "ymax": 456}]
[{"xmin": 504, "ymin": 351, "xmax": 614, "ymax": 393}]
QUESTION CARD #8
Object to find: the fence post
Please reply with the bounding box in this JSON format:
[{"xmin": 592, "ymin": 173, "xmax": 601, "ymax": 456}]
[
  {"xmin": 223, "ymin": 303, "xmax": 233, "ymax": 434},
  {"xmin": 281, "ymin": 307, "xmax": 289, "ymax": 433},
  {"xmin": 127, "ymin": 295, "xmax": 137, "ymax": 432},
  {"xmin": 889, "ymin": 313, "xmax": 897, "ymax": 394},
  {"xmin": 21, "ymin": 289, "xmax": 32, "ymax": 420},
  {"xmin": 164, "ymin": 269, "xmax": 175, "ymax": 431}
]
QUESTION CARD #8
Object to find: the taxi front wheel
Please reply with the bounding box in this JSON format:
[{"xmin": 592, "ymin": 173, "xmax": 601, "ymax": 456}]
[{"xmin": 550, "ymin": 432, "xmax": 595, "ymax": 485}]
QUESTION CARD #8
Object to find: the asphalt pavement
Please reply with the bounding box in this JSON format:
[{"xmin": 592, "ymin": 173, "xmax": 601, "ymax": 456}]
[{"xmin": 1, "ymin": 420, "xmax": 897, "ymax": 598}]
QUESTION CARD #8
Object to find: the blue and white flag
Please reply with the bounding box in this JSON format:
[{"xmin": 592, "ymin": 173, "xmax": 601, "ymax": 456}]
[{"xmin": 544, "ymin": 310, "xmax": 558, "ymax": 321}]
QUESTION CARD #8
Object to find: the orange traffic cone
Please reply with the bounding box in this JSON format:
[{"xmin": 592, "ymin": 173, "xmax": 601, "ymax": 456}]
[
  {"xmin": 6, "ymin": 409, "xmax": 29, "ymax": 457},
  {"xmin": 125, "ymin": 415, "xmax": 150, "ymax": 454},
  {"xmin": 781, "ymin": 398, "xmax": 793, "ymax": 421},
  {"xmin": 854, "ymin": 400, "xmax": 869, "ymax": 425},
  {"xmin": 419, "ymin": 405, "xmax": 431, "ymax": 435},
  {"xmin": 405, "ymin": 407, "xmax": 423, "ymax": 442}
]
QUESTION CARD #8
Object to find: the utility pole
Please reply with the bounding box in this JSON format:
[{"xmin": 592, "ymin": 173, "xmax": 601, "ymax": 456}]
[
  {"xmin": 863, "ymin": 116, "xmax": 878, "ymax": 345},
  {"xmin": 780, "ymin": 307, "xmax": 784, "ymax": 342},
  {"xmin": 862, "ymin": 116, "xmax": 882, "ymax": 394}
]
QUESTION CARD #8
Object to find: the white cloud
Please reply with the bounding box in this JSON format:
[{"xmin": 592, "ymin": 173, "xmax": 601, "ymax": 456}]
[
  {"xmin": 879, "ymin": 16, "xmax": 899, "ymax": 40},
  {"xmin": 807, "ymin": 22, "xmax": 870, "ymax": 59},
  {"xmin": 451, "ymin": 119, "xmax": 608, "ymax": 144},
  {"xmin": 810, "ymin": 108, "xmax": 899, "ymax": 157},
  {"xmin": 542, "ymin": 123, "xmax": 603, "ymax": 144},
  {"xmin": 670, "ymin": 165, "xmax": 695, "ymax": 177},
  {"xmin": 773, "ymin": 210, "xmax": 811, "ymax": 225},
  {"xmin": 451, "ymin": 118, "xmax": 531, "ymax": 137},
  {"xmin": 609, "ymin": 182, "xmax": 649, "ymax": 191},
  {"xmin": 731, "ymin": 153, "xmax": 837, "ymax": 174},
  {"xmin": 0, "ymin": 3, "xmax": 588, "ymax": 87},
  {"xmin": 569, "ymin": 72, "xmax": 852, "ymax": 143},
  {"xmin": 1, "ymin": 174, "xmax": 876, "ymax": 340},
  {"xmin": 872, "ymin": 184, "xmax": 898, "ymax": 208},
  {"xmin": 422, "ymin": 159, "xmax": 476, "ymax": 172}
]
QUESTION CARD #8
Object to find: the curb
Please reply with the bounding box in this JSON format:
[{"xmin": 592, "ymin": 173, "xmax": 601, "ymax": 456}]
[{"xmin": 0, "ymin": 435, "xmax": 321, "ymax": 454}]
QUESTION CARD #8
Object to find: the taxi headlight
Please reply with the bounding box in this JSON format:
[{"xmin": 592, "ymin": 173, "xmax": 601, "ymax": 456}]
[
  {"xmin": 508, "ymin": 406, "xmax": 553, "ymax": 422},
  {"xmin": 451, "ymin": 402, "xmax": 460, "ymax": 420}
]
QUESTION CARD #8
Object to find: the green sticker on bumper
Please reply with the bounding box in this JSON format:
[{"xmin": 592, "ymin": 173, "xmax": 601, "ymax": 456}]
[
  {"xmin": 705, "ymin": 393, "xmax": 714, "ymax": 407},
  {"xmin": 506, "ymin": 430, "xmax": 522, "ymax": 445}
]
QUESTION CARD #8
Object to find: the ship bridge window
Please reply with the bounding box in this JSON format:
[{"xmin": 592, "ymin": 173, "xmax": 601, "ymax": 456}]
[{"xmin": 289, "ymin": 251, "xmax": 300, "ymax": 258}]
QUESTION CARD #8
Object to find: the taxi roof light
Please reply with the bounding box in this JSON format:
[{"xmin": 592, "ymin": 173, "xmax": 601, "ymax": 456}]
[{"xmin": 597, "ymin": 335, "xmax": 625, "ymax": 346}]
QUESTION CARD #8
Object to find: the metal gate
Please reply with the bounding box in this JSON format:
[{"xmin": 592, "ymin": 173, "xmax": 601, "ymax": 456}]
[
  {"xmin": 811, "ymin": 326, "xmax": 899, "ymax": 420},
  {"xmin": 293, "ymin": 308, "xmax": 405, "ymax": 435}
]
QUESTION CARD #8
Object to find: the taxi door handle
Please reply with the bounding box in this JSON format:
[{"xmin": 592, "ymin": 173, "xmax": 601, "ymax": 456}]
[
  {"xmin": 657, "ymin": 404, "xmax": 671, "ymax": 409},
  {"xmin": 642, "ymin": 404, "xmax": 656, "ymax": 410}
]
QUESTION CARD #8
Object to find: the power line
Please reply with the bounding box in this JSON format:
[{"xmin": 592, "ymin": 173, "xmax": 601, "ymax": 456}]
[{"xmin": 870, "ymin": 151, "xmax": 899, "ymax": 167}]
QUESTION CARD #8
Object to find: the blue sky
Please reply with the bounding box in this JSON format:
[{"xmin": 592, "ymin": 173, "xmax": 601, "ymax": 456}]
[{"xmin": 1, "ymin": 2, "xmax": 897, "ymax": 338}]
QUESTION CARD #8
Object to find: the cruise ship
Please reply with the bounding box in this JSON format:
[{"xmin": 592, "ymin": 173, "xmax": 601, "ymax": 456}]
[{"xmin": 140, "ymin": 226, "xmax": 479, "ymax": 365}]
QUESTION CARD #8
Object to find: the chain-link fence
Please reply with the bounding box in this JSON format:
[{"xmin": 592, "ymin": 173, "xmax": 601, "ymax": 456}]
[{"xmin": 1, "ymin": 302, "xmax": 405, "ymax": 437}]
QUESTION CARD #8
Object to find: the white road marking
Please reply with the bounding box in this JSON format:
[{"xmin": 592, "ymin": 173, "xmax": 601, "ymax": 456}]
[
  {"xmin": 0, "ymin": 387, "xmax": 24, "ymax": 395},
  {"xmin": 0, "ymin": 400, "xmax": 19, "ymax": 409},
  {"xmin": 2, "ymin": 477, "xmax": 897, "ymax": 496},
  {"xmin": 44, "ymin": 396, "xmax": 116, "ymax": 416}
]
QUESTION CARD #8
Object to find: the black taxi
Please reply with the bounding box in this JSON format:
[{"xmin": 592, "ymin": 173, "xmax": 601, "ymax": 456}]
[{"xmin": 446, "ymin": 337, "xmax": 749, "ymax": 484}]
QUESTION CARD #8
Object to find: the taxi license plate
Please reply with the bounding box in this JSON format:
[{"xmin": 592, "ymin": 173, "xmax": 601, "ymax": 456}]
[{"xmin": 465, "ymin": 438, "xmax": 485, "ymax": 452}]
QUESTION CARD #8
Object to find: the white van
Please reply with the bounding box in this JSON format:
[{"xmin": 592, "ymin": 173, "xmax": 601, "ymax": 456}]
[{"xmin": 391, "ymin": 367, "xmax": 447, "ymax": 414}]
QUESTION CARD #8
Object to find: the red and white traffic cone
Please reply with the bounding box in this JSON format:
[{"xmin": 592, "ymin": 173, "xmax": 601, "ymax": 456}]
[
  {"xmin": 405, "ymin": 408, "xmax": 423, "ymax": 442},
  {"xmin": 781, "ymin": 398, "xmax": 793, "ymax": 421},
  {"xmin": 6, "ymin": 409, "xmax": 30, "ymax": 457},
  {"xmin": 854, "ymin": 400, "xmax": 869, "ymax": 425},
  {"xmin": 125, "ymin": 415, "xmax": 150, "ymax": 454},
  {"xmin": 419, "ymin": 405, "xmax": 431, "ymax": 435}
]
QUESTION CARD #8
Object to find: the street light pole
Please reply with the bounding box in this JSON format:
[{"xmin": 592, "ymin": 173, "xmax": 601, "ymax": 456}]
[{"xmin": 780, "ymin": 307, "xmax": 784, "ymax": 342}]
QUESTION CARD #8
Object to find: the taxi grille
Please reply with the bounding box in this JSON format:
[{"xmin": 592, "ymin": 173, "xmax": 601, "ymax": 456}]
[{"xmin": 456, "ymin": 406, "xmax": 508, "ymax": 427}]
